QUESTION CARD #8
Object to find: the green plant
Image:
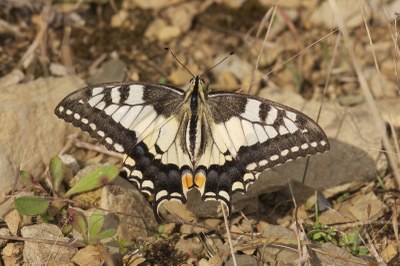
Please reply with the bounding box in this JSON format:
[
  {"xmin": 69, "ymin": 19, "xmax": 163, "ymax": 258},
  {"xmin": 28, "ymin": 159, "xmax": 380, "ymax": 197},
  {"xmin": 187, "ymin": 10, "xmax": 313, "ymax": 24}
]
[
  {"xmin": 15, "ymin": 155, "xmax": 119, "ymax": 218},
  {"xmin": 68, "ymin": 207, "xmax": 117, "ymax": 245},
  {"xmin": 154, "ymin": 224, "xmax": 169, "ymax": 239},
  {"xmin": 338, "ymin": 229, "xmax": 369, "ymax": 256}
]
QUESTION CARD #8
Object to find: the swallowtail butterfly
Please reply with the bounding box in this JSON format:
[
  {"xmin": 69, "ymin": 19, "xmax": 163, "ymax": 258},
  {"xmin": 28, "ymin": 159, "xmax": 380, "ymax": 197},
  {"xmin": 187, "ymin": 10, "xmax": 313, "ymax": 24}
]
[{"xmin": 55, "ymin": 76, "xmax": 329, "ymax": 222}]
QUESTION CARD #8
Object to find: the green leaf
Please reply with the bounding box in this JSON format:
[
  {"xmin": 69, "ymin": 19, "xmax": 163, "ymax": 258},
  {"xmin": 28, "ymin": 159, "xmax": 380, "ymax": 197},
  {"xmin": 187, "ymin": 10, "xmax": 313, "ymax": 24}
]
[
  {"xmin": 67, "ymin": 207, "xmax": 88, "ymax": 238},
  {"xmin": 158, "ymin": 224, "xmax": 164, "ymax": 234},
  {"xmin": 358, "ymin": 247, "xmax": 369, "ymax": 256},
  {"xmin": 50, "ymin": 155, "xmax": 64, "ymax": 192},
  {"xmin": 92, "ymin": 228, "xmax": 117, "ymax": 242},
  {"xmin": 88, "ymin": 210, "xmax": 105, "ymax": 240},
  {"xmin": 337, "ymin": 192, "xmax": 350, "ymax": 202},
  {"xmin": 313, "ymin": 232, "xmax": 325, "ymax": 240},
  {"xmin": 65, "ymin": 165, "xmax": 119, "ymax": 197},
  {"xmin": 14, "ymin": 196, "xmax": 50, "ymax": 216},
  {"xmin": 19, "ymin": 171, "xmax": 44, "ymax": 191}
]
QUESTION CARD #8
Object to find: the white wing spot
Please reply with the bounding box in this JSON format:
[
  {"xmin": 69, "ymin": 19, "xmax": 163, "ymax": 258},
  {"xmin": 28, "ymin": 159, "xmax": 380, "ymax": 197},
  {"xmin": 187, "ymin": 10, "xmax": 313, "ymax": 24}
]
[
  {"xmin": 132, "ymin": 170, "xmax": 143, "ymax": 179},
  {"xmin": 232, "ymin": 181, "xmax": 244, "ymax": 191},
  {"xmin": 81, "ymin": 118, "xmax": 89, "ymax": 124},
  {"xmin": 114, "ymin": 143, "xmax": 124, "ymax": 152},
  {"xmin": 155, "ymin": 190, "xmax": 168, "ymax": 201},
  {"xmin": 111, "ymin": 86, "xmax": 121, "ymax": 103},
  {"xmin": 97, "ymin": 130, "xmax": 105, "ymax": 137},
  {"xmin": 286, "ymin": 111, "xmax": 297, "ymax": 121},
  {"xmin": 66, "ymin": 109, "xmax": 73, "ymax": 115},
  {"xmin": 58, "ymin": 106, "xmax": 64, "ymax": 112},
  {"xmin": 265, "ymin": 126, "xmax": 278, "ymax": 138},
  {"xmin": 141, "ymin": 189, "xmax": 151, "ymax": 196},
  {"xmin": 142, "ymin": 180, "xmax": 154, "ymax": 189},
  {"xmin": 125, "ymin": 85, "xmax": 144, "ymax": 105},
  {"xmin": 270, "ymin": 155, "xmax": 279, "ymax": 161},
  {"xmin": 242, "ymin": 99, "xmax": 261, "ymax": 122},
  {"xmin": 266, "ymin": 107, "xmax": 278, "ymax": 124},
  {"xmin": 104, "ymin": 104, "xmax": 119, "ymax": 115},
  {"xmin": 124, "ymin": 157, "xmax": 136, "ymax": 166},
  {"xmin": 120, "ymin": 106, "xmax": 142, "ymax": 129},
  {"xmin": 225, "ymin": 117, "xmax": 246, "ymax": 152},
  {"xmin": 73, "ymin": 113, "xmax": 80, "ymax": 120},
  {"xmin": 88, "ymin": 94, "xmax": 104, "ymax": 107},
  {"xmin": 92, "ymin": 87, "xmax": 104, "ymax": 96},
  {"xmin": 170, "ymin": 192, "xmax": 182, "ymax": 199},
  {"xmin": 244, "ymin": 173, "xmax": 255, "ymax": 182},
  {"xmin": 281, "ymin": 149, "xmax": 289, "ymax": 156},
  {"xmin": 129, "ymin": 105, "xmax": 158, "ymax": 137},
  {"xmin": 283, "ymin": 118, "xmax": 298, "ymax": 133},
  {"xmin": 105, "ymin": 137, "xmax": 113, "ymax": 144},
  {"xmin": 242, "ymin": 120, "xmax": 258, "ymax": 146},
  {"xmin": 279, "ymin": 126, "xmax": 289, "ymax": 135},
  {"xmin": 89, "ymin": 123, "xmax": 96, "ymax": 130},
  {"xmin": 311, "ymin": 142, "xmax": 318, "ymax": 147},
  {"xmin": 291, "ymin": 146, "xmax": 299, "ymax": 152},
  {"xmin": 254, "ymin": 124, "xmax": 268, "ymax": 143},
  {"xmin": 218, "ymin": 191, "xmax": 230, "ymax": 201},
  {"xmin": 259, "ymin": 159, "xmax": 268, "ymax": 166},
  {"xmin": 301, "ymin": 129, "xmax": 309, "ymax": 133},
  {"xmin": 204, "ymin": 192, "xmax": 216, "ymax": 197},
  {"xmin": 321, "ymin": 140, "xmax": 327, "ymax": 146},
  {"xmin": 95, "ymin": 101, "xmax": 106, "ymax": 110},
  {"xmin": 112, "ymin": 105, "xmax": 130, "ymax": 123},
  {"xmin": 301, "ymin": 143, "xmax": 309, "ymax": 149},
  {"xmin": 246, "ymin": 162, "xmax": 257, "ymax": 171}
]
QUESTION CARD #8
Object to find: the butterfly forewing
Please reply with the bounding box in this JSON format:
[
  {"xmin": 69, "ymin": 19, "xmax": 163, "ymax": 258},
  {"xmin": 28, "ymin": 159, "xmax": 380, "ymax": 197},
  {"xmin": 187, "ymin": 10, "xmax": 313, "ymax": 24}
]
[{"xmin": 55, "ymin": 82, "xmax": 194, "ymax": 221}]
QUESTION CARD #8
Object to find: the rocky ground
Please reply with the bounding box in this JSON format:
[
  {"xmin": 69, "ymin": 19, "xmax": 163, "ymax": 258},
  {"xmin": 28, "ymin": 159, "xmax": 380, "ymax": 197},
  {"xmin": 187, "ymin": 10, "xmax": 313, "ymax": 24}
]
[{"xmin": 0, "ymin": 0, "xmax": 400, "ymax": 265}]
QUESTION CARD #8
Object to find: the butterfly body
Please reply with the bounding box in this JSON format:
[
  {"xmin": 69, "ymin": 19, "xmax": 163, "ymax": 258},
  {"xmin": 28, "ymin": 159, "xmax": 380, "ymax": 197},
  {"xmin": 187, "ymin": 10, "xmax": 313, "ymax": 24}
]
[{"xmin": 55, "ymin": 76, "xmax": 329, "ymax": 222}]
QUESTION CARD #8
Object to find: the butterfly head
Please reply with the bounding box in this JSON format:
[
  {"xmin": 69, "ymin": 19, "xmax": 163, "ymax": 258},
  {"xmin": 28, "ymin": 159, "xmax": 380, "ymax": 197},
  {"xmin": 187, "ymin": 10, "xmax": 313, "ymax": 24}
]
[{"xmin": 189, "ymin": 76, "xmax": 209, "ymax": 95}]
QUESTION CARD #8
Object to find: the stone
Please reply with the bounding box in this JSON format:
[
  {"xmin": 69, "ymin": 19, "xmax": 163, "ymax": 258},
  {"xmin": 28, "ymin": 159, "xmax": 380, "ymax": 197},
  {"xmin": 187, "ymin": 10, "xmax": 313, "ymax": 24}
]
[
  {"xmin": 3, "ymin": 209, "xmax": 22, "ymax": 236},
  {"xmin": 0, "ymin": 76, "xmax": 85, "ymax": 198},
  {"xmin": 0, "ymin": 228, "xmax": 10, "ymax": 248},
  {"xmin": 21, "ymin": 223, "xmax": 77, "ymax": 265}
]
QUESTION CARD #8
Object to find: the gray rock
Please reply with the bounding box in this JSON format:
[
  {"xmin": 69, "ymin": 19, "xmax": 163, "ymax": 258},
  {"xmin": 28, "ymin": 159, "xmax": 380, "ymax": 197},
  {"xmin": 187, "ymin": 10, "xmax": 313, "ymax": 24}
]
[
  {"xmin": 21, "ymin": 223, "xmax": 77, "ymax": 265},
  {"xmin": 0, "ymin": 76, "xmax": 85, "ymax": 199},
  {"xmin": 103, "ymin": 178, "xmax": 158, "ymax": 240},
  {"xmin": 0, "ymin": 228, "xmax": 10, "ymax": 248},
  {"xmin": 226, "ymin": 254, "xmax": 259, "ymax": 266},
  {"xmin": 86, "ymin": 59, "xmax": 126, "ymax": 85}
]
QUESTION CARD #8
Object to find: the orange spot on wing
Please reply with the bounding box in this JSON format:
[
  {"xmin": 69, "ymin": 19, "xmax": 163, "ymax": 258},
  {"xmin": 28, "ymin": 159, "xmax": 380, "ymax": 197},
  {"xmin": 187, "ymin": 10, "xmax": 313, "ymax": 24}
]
[
  {"xmin": 194, "ymin": 173, "xmax": 206, "ymax": 189},
  {"xmin": 182, "ymin": 173, "xmax": 194, "ymax": 190}
]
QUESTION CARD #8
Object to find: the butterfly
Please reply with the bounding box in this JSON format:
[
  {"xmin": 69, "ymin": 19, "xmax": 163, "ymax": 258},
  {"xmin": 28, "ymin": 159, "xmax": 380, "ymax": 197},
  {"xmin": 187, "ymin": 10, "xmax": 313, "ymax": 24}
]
[{"xmin": 55, "ymin": 75, "xmax": 329, "ymax": 222}]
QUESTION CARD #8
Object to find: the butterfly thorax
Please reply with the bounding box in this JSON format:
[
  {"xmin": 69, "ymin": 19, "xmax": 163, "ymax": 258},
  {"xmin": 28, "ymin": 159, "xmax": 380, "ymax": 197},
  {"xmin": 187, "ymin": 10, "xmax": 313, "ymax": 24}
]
[{"xmin": 183, "ymin": 76, "xmax": 209, "ymax": 164}]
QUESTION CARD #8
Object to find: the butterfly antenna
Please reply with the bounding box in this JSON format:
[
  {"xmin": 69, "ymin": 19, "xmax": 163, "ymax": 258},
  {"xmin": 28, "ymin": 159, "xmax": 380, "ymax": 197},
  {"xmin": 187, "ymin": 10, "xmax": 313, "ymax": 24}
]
[
  {"xmin": 200, "ymin": 51, "xmax": 234, "ymax": 78},
  {"xmin": 165, "ymin": 47, "xmax": 195, "ymax": 78}
]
